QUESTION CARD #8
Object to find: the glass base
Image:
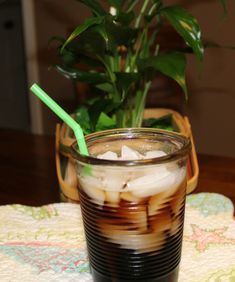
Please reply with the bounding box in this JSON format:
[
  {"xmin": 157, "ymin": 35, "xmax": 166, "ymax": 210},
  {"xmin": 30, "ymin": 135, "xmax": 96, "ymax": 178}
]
[{"xmin": 91, "ymin": 265, "xmax": 179, "ymax": 282}]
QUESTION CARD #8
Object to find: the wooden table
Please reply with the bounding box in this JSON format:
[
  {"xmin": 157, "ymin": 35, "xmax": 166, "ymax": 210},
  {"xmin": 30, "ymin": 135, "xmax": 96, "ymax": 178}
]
[{"xmin": 0, "ymin": 129, "xmax": 235, "ymax": 209}]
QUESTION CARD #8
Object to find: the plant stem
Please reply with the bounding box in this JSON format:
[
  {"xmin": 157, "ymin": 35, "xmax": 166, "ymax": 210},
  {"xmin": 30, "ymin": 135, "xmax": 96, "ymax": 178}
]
[
  {"xmin": 129, "ymin": 27, "xmax": 147, "ymax": 71},
  {"xmin": 135, "ymin": 0, "xmax": 150, "ymax": 28},
  {"xmin": 97, "ymin": 55, "xmax": 120, "ymax": 102},
  {"xmin": 134, "ymin": 81, "xmax": 152, "ymax": 127},
  {"xmin": 131, "ymin": 1, "xmax": 157, "ymax": 70},
  {"xmin": 127, "ymin": 0, "xmax": 139, "ymax": 13},
  {"xmin": 148, "ymin": 2, "xmax": 156, "ymax": 15}
]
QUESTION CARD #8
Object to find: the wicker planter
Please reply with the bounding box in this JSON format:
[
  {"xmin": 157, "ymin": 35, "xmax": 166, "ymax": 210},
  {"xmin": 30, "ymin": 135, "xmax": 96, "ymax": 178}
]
[{"xmin": 55, "ymin": 108, "xmax": 199, "ymax": 203}]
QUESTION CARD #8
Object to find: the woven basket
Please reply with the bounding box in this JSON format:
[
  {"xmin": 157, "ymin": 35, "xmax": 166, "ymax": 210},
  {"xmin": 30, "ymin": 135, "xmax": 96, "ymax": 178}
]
[{"xmin": 55, "ymin": 108, "xmax": 199, "ymax": 203}]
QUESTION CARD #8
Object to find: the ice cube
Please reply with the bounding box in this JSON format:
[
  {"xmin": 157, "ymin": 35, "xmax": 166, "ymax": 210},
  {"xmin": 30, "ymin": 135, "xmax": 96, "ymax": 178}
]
[
  {"xmin": 100, "ymin": 229, "xmax": 166, "ymax": 253},
  {"xmin": 78, "ymin": 176, "xmax": 105, "ymax": 205},
  {"xmin": 120, "ymin": 192, "xmax": 143, "ymax": 203},
  {"xmin": 121, "ymin": 145, "xmax": 143, "ymax": 160},
  {"xmin": 105, "ymin": 191, "xmax": 120, "ymax": 204},
  {"xmin": 170, "ymin": 180, "xmax": 186, "ymax": 216},
  {"xmin": 119, "ymin": 205, "xmax": 148, "ymax": 232},
  {"xmin": 149, "ymin": 211, "xmax": 172, "ymax": 232},
  {"xmin": 126, "ymin": 167, "xmax": 186, "ymax": 197},
  {"xmin": 144, "ymin": 150, "xmax": 166, "ymax": 159},
  {"xmin": 148, "ymin": 173, "xmax": 185, "ymax": 216},
  {"xmin": 102, "ymin": 168, "xmax": 127, "ymax": 191},
  {"xmin": 148, "ymin": 192, "xmax": 169, "ymax": 216},
  {"xmin": 97, "ymin": 151, "xmax": 118, "ymax": 160}
]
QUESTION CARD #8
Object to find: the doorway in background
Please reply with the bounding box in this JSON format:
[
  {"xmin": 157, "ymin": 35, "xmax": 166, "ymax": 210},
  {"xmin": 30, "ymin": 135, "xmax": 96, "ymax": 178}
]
[{"xmin": 0, "ymin": 0, "xmax": 30, "ymax": 131}]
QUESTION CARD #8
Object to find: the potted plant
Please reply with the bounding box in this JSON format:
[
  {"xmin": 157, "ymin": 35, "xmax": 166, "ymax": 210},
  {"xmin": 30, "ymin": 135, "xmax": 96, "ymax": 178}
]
[{"xmin": 51, "ymin": 0, "xmax": 226, "ymax": 202}]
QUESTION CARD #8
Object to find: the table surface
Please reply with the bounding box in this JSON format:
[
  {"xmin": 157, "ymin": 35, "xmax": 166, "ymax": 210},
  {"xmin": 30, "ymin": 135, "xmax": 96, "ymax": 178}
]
[{"xmin": 0, "ymin": 129, "xmax": 235, "ymax": 210}]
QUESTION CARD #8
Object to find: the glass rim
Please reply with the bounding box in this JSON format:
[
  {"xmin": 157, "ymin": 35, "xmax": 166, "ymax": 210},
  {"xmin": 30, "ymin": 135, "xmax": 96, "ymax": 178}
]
[{"xmin": 70, "ymin": 128, "xmax": 191, "ymax": 166}]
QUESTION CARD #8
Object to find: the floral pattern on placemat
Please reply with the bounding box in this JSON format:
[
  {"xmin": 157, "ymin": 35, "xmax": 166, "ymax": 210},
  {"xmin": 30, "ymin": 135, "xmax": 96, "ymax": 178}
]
[
  {"xmin": 0, "ymin": 242, "xmax": 89, "ymax": 274},
  {"xmin": 186, "ymin": 193, "xmax": 234, "ymax": 217},
  {"xmin": 0, "ymin": 193, "xmax": 234, "ymax": 282},
  {"xmin": 180, "ymin": 193, "xmax": 235, "ymax": 282},
  {"xmin": 11, "ymin": 205, "xmax": 59, "ymax": 220}
]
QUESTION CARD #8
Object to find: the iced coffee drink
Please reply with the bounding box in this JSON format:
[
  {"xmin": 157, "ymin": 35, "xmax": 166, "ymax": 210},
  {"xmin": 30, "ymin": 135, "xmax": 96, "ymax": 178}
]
[{"xmin": 71, "ymin": 128, "xmax": 191, "ymax": 282}]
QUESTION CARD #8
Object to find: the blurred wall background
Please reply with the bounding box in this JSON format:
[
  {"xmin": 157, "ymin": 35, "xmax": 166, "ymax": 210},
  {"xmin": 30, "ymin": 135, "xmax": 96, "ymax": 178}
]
[{"xmin": 21, "ymin": 0, "xmax": 235, "ymax": 157}]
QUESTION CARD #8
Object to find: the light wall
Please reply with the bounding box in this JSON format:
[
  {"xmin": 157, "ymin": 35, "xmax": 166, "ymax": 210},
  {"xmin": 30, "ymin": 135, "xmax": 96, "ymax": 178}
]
[
  {"xmin": 26, "ymin": 0, "xmax": 235, "ymax": 157},
  {"xmin": 29, "ymin": 0, "xmax": 91, "ymax": 134},
  {"xmin": 181, "ymin": 0, "xmax": 235, "ymax": 157}
]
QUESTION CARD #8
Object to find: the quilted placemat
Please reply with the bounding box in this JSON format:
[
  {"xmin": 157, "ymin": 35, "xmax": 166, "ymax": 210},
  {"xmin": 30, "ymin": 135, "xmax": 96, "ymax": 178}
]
[{"xmin": 0, "ymin": 193, "xmax": 234, "ymax": 282}]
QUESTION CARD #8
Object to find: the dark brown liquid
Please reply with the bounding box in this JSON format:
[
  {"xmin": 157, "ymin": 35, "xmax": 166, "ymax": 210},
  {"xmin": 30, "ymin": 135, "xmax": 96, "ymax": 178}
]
[{"xmin": 79, "ymin": 179, "xmax": 186, "ymax": 282}]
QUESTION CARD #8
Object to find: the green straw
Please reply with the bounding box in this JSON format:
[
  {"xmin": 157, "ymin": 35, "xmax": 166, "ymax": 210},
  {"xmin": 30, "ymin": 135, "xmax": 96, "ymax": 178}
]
[{"xmin": 30, "ymin": 83, "xmax": 89, "ymax": 156}]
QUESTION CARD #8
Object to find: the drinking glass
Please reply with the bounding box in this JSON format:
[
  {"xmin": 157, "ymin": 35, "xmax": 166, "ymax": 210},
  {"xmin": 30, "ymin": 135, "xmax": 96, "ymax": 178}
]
[{"xmin": 71, "ymin": 128, "xmax": 191, "ymax": 282}]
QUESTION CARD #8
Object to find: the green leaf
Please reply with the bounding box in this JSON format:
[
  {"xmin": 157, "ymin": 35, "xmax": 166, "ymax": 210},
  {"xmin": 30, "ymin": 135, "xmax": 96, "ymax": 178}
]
[
  {"xmin": 59, "ymin": 50, "xmax": 77, "ymax": 67},
  {"xmin": 161, "ymin": 6, "xmax": 204, "ymax": 61},
  {"xmin": 95, "ymin": 112, "xmax": 117, "ymax": 132},
  {"xmin": 95, "ymin": 83, "xmax": 114, "ymax": 92},
  {"xmin": 53, "ymin": 65, "xmax": 109, "ymax": 84},
  {"xmin": 56, "ymin": 38, "xmax": 104, "ymax": 68},
  {"xmin": 74, "ymin": 106, "xmax": 92, "ymax": 135},
  {"xmin": 61, "ymin": 17, "xmax": 104, "ymax": 52},
  {"xmin": 138, "ymin": 52, "xmax": 187, "ymax": 98},
  {"xmin": 142, "ymin": 114, "xmax": 174, "ymax": 131},
  {"xmin": 104, "ymin": 16, "xmax": 138, "ymax": 49},
  {"xmin": 144, "ymin": 0, "xmax": 163, "ymax": 23},
  {"xmin": 115, "ymin": 11, "xmax": 135, "ymax": 25},
  {"xmin": 115, "ymin": 72, "xmax": 140, "ymax": 94},
  {"xmin": 88, "ymin": 98, "xmax": 119, "ymax": 131},
  {"xmin": 75, "ymin": 0, "xmax": 106, "ymax": 16},
  {"xmin": 92, "ymin": 23, "xmax": 109, "ymax": 45},
  {"xmin": 77, "ymin": 55, "xmax": 104, "ymax": 68},
  {"xmin": 71, "ymin": 28, "xmax": 106, "ymax": 57},
  {"xmin": 105, "ymin": 0, "xmax": 124, "ymax": 9}
]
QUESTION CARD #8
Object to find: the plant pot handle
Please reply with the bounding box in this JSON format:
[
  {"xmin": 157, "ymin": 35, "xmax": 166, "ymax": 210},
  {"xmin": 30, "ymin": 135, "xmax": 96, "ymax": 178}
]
[{"xmin": 55, "ymin": 124, "xmax": 79, "ymax": 202}]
